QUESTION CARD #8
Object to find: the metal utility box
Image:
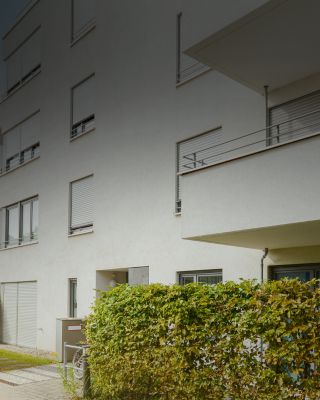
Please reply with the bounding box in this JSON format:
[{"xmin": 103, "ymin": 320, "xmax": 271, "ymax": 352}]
[{"xmin": 56, "ymin": 318, "xmax": 85, "ymax": 362}]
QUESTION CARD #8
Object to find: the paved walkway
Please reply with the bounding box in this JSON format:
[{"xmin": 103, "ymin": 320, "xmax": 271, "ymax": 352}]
[{"xmin": 0, "ymin": 365, "xmax": 68, "ymax": 400}]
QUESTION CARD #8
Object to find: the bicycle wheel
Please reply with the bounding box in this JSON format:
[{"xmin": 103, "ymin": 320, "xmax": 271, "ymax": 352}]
[{"xmin": 72, "ymin": 349, "xmax": 84, "ymax": 380}]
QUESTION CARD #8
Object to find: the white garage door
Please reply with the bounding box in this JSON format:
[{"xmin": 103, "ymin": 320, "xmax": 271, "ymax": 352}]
[{"xmin": 1, "ymin": 281, "xmax": 37, "ymax": 348}]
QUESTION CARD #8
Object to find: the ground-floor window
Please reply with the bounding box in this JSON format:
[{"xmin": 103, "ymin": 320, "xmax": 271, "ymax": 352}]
[
  {"xmin": 270, "ymin": 264, "xmax": 320, "ymax": 282},
  {"xmin": 178, "ymin": 270, "xmax": 222, "ymax": 285},
  {"xmin": 69, "ymin": 278, "xmax": 78, "ymax": 318}
]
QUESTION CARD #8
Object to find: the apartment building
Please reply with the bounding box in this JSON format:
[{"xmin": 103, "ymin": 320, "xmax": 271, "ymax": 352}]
[{"xmin": 0, "ymin": 0, "xmax": 319, "ymax": 352}]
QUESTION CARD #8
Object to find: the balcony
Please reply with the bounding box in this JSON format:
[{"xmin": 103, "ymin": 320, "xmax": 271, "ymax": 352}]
[
  {"xmin": 186, "ymin": 0, "xmax": 320, "ymax": 93},
  {"xmin": 180, "ymin": 109, "xmax": 320, "ymax": 250}
]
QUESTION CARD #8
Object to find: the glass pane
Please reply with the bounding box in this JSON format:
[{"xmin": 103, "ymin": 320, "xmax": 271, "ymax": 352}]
[
  {"xmin": 22, "ymin": 202, "xmax": 31, "ymax": 242},
  {"xmin": 198, "ymin": 274, "xmax": 222, "ymax": 285},
  {"xmin": 6, "ymin": 154, "xmax": 20, "ymax": 171},
  {"xmin": 274, "ymin": 271, "xmax": 312, "ymax": 282},
  {"xmin": 70, "ymin": 280, "xmax": 77, "ymax": 318},
  {"xmin": 31, "ymin": 199, "xmax": 39, "ymax": 240},
  {"xmin": 7, "ymin": 205, "xmax": 19, "ymax": 246},
  {"xmin": 22, "ymin": 148, "xmax": 32, "ymax": 163},
  {"xmin": 180, "ymin": 275, "xmax": 195, "ymax": 285}
]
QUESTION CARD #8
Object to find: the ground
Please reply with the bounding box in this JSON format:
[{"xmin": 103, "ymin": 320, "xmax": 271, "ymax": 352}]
[{"xmin": 0, "ymin": 345, "xmax": 71, "ymax": 400}]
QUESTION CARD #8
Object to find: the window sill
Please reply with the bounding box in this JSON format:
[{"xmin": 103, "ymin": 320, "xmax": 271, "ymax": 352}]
[
  {"xmin": 0, "ymin": 68, "xmax": 41, "ymax": 104},
  {"xmin": 0, "ymin": 155, "xmax": 40, "ymax": 177},
  {"xmin": 70, "ymin": 127, "xmax": 95, "ymax": 142},
  {"xmin": 0, "ymin": 240, "xmax": 38, "ymax": 251},
  {"xmin": 68, "ymin": 228, "xmax": 94, "ymax": 238},
  {"xmin": 174, "ymin": 212, "xmax": 181, "ymax": 217},
  {"xmin": 70, "ymin": 21, "xmax": 96, "ymax": 47}
]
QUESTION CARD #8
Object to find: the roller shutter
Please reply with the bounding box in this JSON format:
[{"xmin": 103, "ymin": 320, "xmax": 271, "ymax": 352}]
[
  {"xmin": 70, "ymin": 175, "xmax": 94, "ymax": 232},
  {"xmin": 73, "ymin": 0, "xmax": 96, "ymax": 38},
  {"xmin": 269, "ymin": 91, "xmax": 320, "ymax": 144},
  {"xmin": 1, "ymin": 281, "xmax": 37, "ymax": 348},
  {"xmin": 72, "ymin": 75, "xmax": 95, "ymax": 125}
]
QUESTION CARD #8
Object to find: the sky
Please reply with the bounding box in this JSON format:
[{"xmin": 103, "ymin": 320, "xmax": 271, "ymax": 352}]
[{"xmin": 0, "ymin": 0, "xmax": 29, "ymax": 95}]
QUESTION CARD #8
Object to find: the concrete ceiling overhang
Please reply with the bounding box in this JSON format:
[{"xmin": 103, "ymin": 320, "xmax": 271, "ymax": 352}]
[
  {"xmin": 185, "ymin": 220, "xmax": 320, "ymax": 250},
  {"xmin": 187, "ymin": 0, "xmax": 320, "ymax": 93}
]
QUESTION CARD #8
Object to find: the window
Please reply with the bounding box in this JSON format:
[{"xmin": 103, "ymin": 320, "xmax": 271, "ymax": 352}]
[
  {"xmin": 70, "ymin": 175, "xmax": 94, "ymax": 234},
  {"xmin": 176, "ymin": 12, "xmax": 210, "ymax": 84},
  {"xmin": 3, "ymin": 196, "xmax": 39, "ymax": 248},
  {"xmin": 2, "ymin": 112, "xmax": 40, "ymax": 174},
  {"xmin": 179, "ymin": 270, "xmax": 222, "ymax": 285},
  {"xmin": 270, "ymin": 265, "xmax": 320, "ymax": 282},
  {"xmin": 69, "ymin": 278, "xmax": 78, "ymax": 318},
  {"xmin": 6, "ymin": 28, "xmax": 41, "ymax": 94},
  {"xmin": 71, "ymin": 75, "xmax": 95, "ymax": 139},
  {"xmin": 71, "ymin": 0, "xmax": 96, "ymax": 42},
  {"xmin": 176, "ymin": 127, "xmax": 223, "ymax": 213}
]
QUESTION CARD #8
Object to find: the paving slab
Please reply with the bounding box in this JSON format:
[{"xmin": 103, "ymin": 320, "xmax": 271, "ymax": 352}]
[
  {"xmin": 8, "ymin": 370, "xmax": 50, "ymax": 382},
  {"xmin": 25, "ymin": 367, "xmax": 60, "ymax": 378},
  {"xmin": 0, "ymin": 379, "xmax": 68, "ymax": 400},
  {"xmin": 0, "ymin": 371, "xmax": 33, "ymax": 385}
]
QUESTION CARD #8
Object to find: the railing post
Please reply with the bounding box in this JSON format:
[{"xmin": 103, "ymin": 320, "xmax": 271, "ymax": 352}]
[
  {"xmin": 63, "ymin": 342, "xmax": 67, "ymax": 378},
  {"xmin": 83, "ymin": 346, "xmax": 91, "ymax": 399}
]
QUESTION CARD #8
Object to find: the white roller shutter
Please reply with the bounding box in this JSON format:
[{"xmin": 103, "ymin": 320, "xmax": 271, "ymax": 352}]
[
  {"xmin": 269, "ymin": 90, "xmax": 320, "ymax": 144},
  {"xmin": 1, "ymin": 282, "xmax": 37, "ymax": 348},
  {"xmin": 1, "ymin": 283, "xmax": 18, "ymax": 345},
  {"xmin": 72, "ymin": 75, "xmax": 95, "ymax": 124},
  {"xmin": 71, "ymin": 175, "xmax": 94, "ymax": 231},
  {"xmin": 21, "ymin": 30, "xmax": 41, "ymax": 78},
  {"xmin": 3, "ymin": 126, "xmax": 20, "ymax": 159},
  {"xmin": 20, "ymin": 112, "xmax": 40, "ymax": 150},
  {"xmin": 17, "ymin": 282, "xmax": 37, "ymax": 348},
  {"xmin": 6, "ymin": 50, "xmax": 21, "ymax": 90},
  {"xmin": 73, "ymin": 0, "xmax": 96, "ymax": 37}
]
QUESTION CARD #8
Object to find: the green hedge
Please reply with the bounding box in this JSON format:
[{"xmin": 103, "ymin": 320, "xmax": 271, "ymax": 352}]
[{"xmin": 86, "ymin": 280, "xmax": 320, "ymax": 400}]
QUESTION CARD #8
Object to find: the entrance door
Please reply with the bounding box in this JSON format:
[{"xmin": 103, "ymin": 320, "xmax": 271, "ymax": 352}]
[{"xmin": 1, "ymin": 281, "xmax": 37, "ymax": 348}]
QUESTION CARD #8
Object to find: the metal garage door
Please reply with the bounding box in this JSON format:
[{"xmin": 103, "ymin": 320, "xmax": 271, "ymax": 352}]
[{"xmin": 1, "ymin": 281, "xmax": 37, "ymax": 348}]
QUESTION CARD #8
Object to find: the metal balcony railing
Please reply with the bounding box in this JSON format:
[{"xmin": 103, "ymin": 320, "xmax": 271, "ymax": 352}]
[
  {"xmin": 0, "ymin": 234, "xmax": 38, "ymax": 250},
  {"xmin": 178, "ymin": 109, "xmax": 320, "ymax": 174},
  {"xmin": 0, "ymin": 143, "xmax": 40, "ymax": 176}
]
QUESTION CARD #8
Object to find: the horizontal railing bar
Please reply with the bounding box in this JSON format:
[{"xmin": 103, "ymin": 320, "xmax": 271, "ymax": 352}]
[
  {"xmin": 181, "ymin": 121, "xmax": 320, "ymax": 169},
  {"xmin": 181, "ymin": 109, "xmax": 320, "ymax": 160}
]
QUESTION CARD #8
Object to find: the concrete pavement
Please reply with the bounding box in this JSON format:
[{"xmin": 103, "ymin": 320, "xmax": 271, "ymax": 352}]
[{"xmin": 0, "ymin": 365, "xmax": 68, "ymax": 400}]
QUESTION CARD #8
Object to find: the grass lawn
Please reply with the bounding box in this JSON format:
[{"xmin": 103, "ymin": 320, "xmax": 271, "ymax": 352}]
[{"xmin": 0, "ymin": 349, "xmax": 54, "ymax": 372}]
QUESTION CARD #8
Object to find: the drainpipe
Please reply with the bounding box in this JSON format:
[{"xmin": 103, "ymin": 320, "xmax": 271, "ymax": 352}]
[{"xmin": 261, "ymin": 248, "xmax": 269, "ymax": 283}]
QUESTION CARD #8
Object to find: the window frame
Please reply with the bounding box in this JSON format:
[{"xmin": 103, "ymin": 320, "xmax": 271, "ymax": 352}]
[
  {"xmin": 69, "ymin": 174, "xmax": 94, "ymax": 235},
  {"xmin": 270, "ymin": 264, "xmax": 320, "ymax": 281},
  {"xmin": 69, "ymin": 278, "xmax": 78, "ymax": 318},
  {"xmin": 178, "ymin": 269, "xmax": 223, "ymax": 285},
  {"xmin": 71, "ymin": 0, "xmax": 96, "ymax": 44},
  {"xmin": 3, "ymin": 196, "xmax": 39, "ymax": 248},
  {"xmin": 176, "ymin": 11, "xmax": 210, "ymax": 85},
  {"xmin": 70, "ymin": 74, "xmax": 95, "ymax": 141}
]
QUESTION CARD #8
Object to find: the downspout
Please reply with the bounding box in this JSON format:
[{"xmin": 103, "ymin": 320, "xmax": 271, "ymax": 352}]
[{"xmin": 261, "ymin": 248, "xmax": 269, "ymax": 283}]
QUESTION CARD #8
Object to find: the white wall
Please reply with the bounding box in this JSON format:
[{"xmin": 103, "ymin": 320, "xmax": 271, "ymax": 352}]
[{"xmin": 0, "ymin": 0, "xmax": 285, "ymax": 351}]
